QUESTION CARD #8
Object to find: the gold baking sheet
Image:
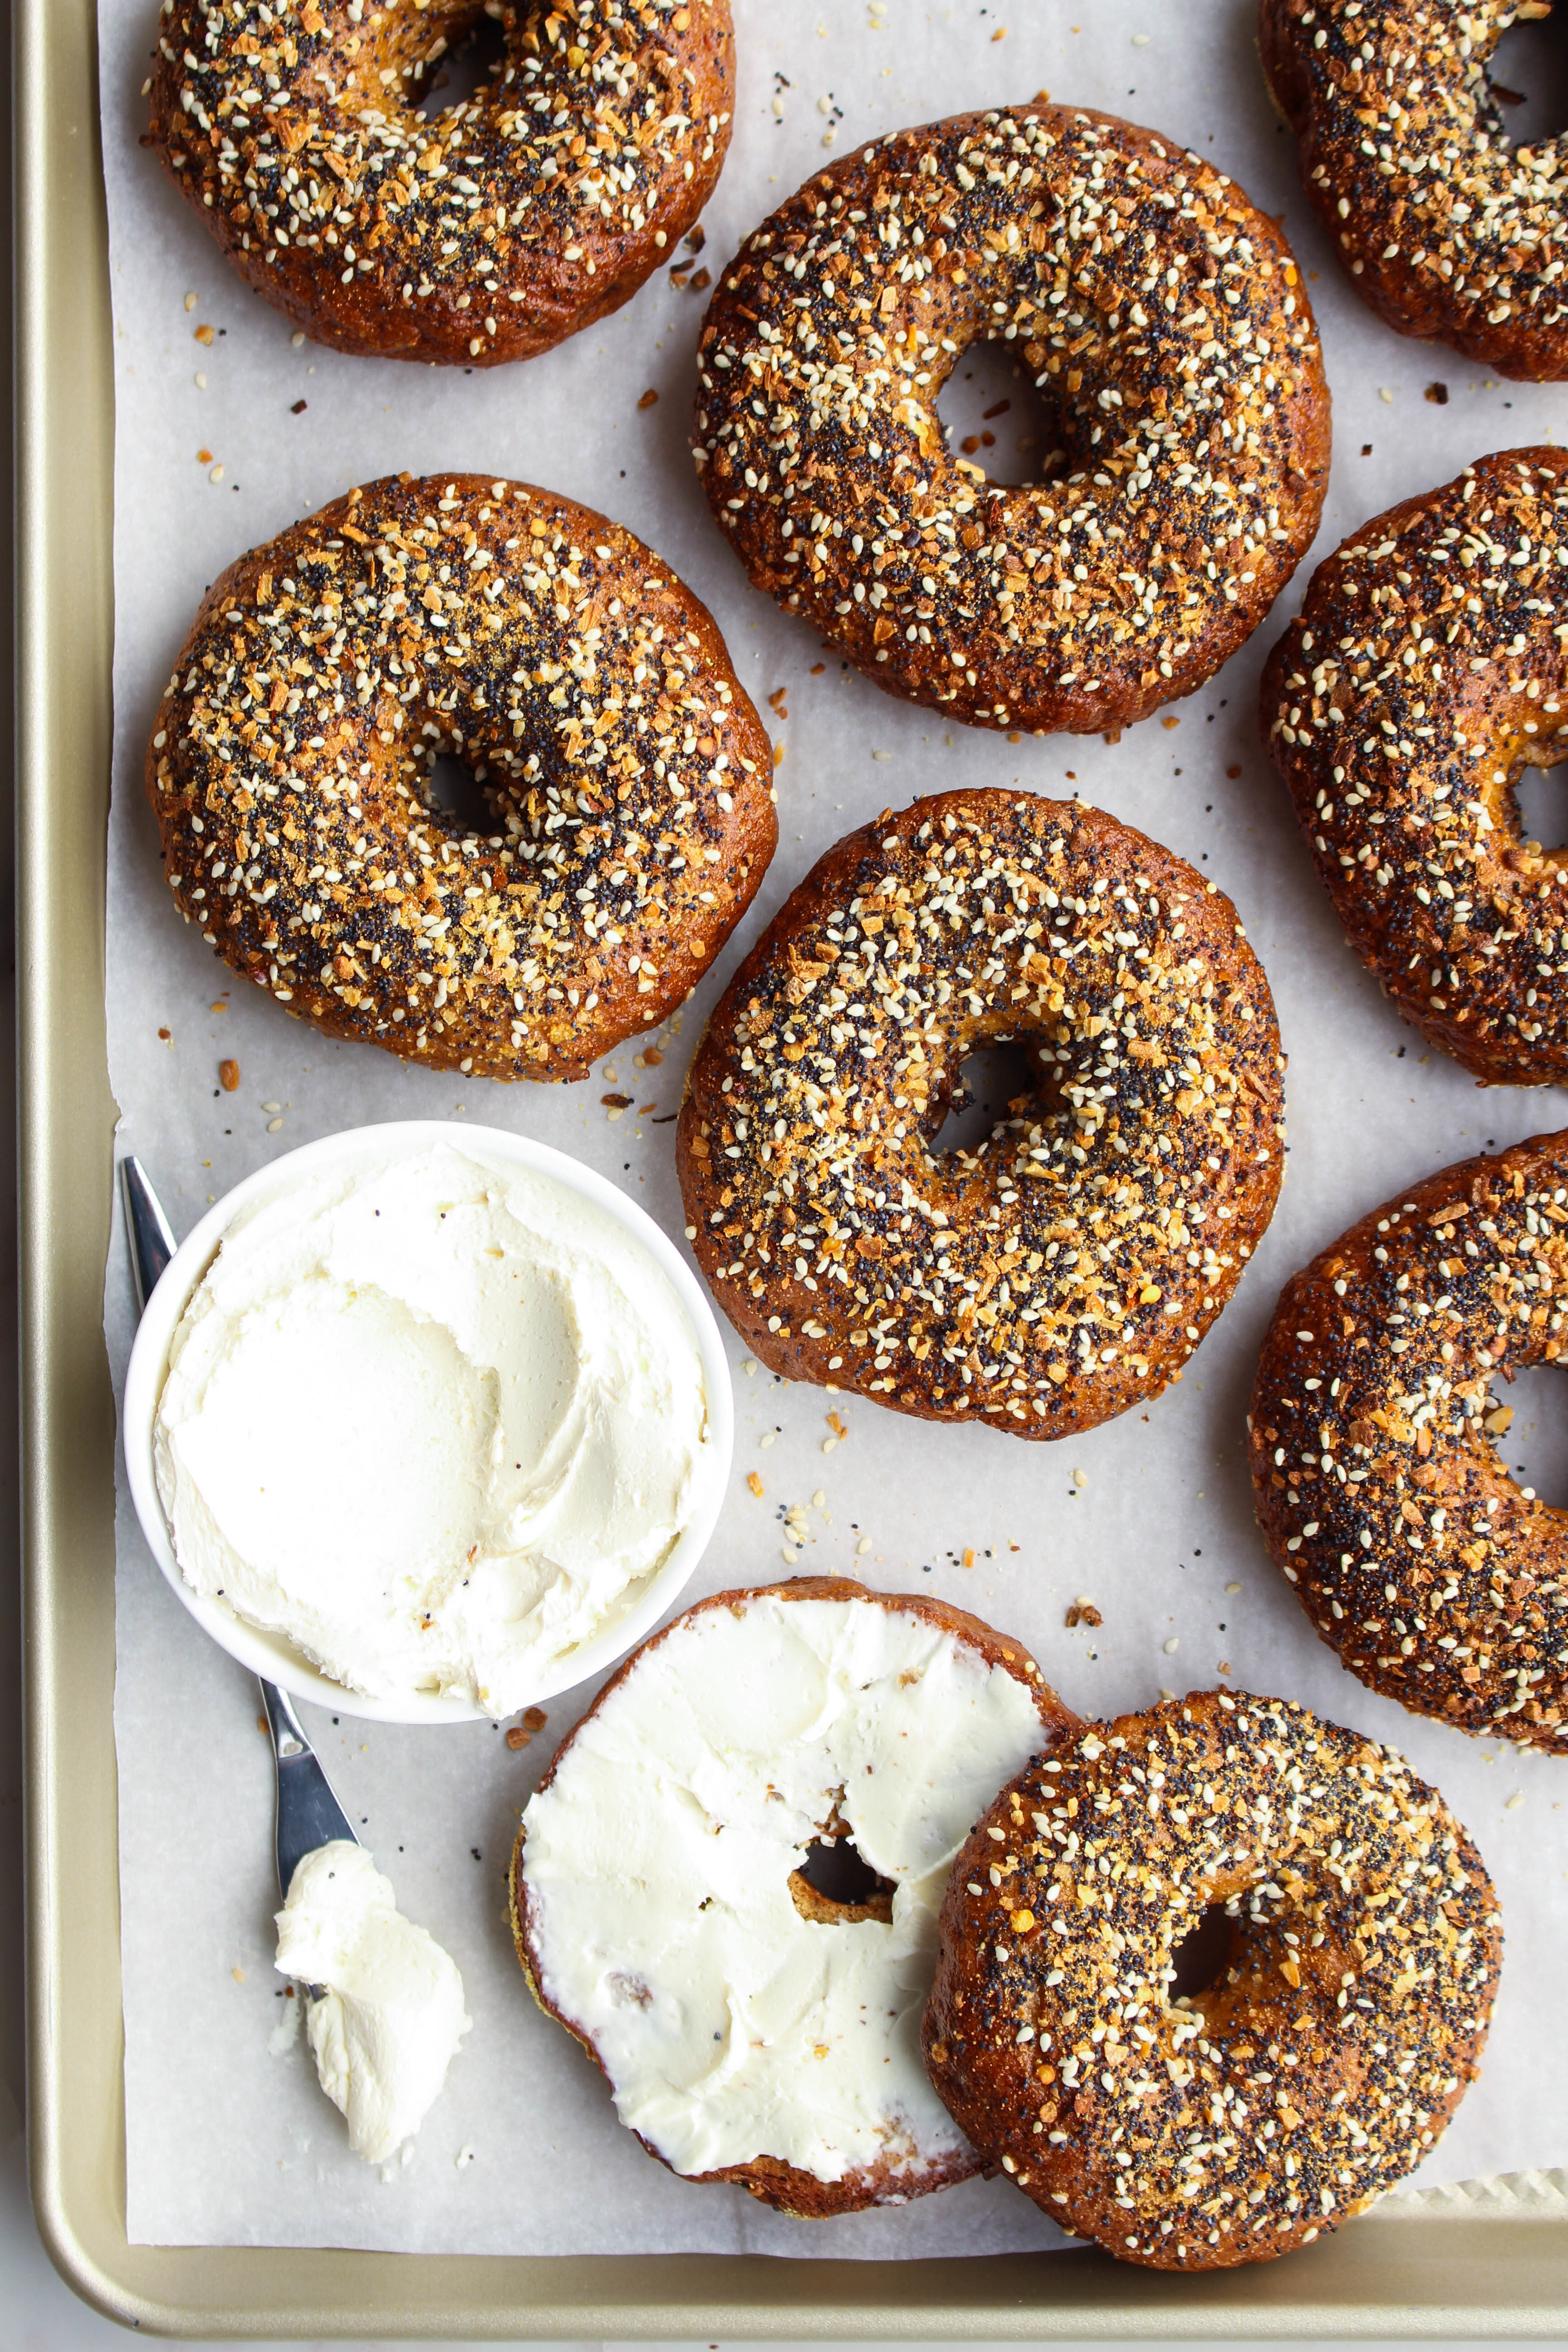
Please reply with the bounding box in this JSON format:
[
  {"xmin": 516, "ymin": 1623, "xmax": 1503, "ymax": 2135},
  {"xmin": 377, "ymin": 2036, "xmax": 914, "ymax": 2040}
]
[{"xmin": 18, "ymin": 0, "xmax": 1568, "ymax": 2329}]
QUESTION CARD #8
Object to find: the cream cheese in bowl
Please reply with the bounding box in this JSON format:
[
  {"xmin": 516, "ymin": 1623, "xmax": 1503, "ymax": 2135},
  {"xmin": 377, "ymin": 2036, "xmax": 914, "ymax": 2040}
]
[{"xmin": 125, "ymin": 1125, "xmax": 730, "ymax": 1720}]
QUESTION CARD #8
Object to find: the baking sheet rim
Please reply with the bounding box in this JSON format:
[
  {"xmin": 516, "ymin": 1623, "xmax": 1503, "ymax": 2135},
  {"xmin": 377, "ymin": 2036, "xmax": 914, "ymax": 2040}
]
[{"xmin": 18, "ymin": 0, "xmax": 1568, "ymax": 2331}]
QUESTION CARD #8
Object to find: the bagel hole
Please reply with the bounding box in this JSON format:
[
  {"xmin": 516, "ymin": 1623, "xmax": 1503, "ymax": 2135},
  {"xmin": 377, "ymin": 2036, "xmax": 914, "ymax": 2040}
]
[
  {"xmin": 790, "ymin": 1834, "xmax": 895, "ymax": 1926},
  {"xmin": 931, "ymin": 1036, "xmax": 1054, "ymax": 1161},
  {"xmin": 936, "ymin": 341, "xmax": 1063, "ymax": 487},
  {"xmin": 413, "ymin": 6, "xmax": 509, "ymax": 117},
  {"xmin": 423, "ymin": 750, "xmax": 502, "ymax": 841},
  {"xmin": 1486, "ymin": 10, "xmax": 1568, "ymax": 148},
  {"xmin": 1166, "ymin": 1903, "xmax": 1234, "ymax": 2004},
  {"xmin": 1508, "ymin": 739, "xmax": 1568, "ymax": 856},
  {"xmin": 1485, "ymin": 1360, "xmax": 1568, "ymax": 1508}
]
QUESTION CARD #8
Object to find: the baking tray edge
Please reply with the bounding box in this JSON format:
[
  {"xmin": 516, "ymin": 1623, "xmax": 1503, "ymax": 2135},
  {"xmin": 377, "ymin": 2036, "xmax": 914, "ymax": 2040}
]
[{"xmin": 15, "ymin": 0, "xmax": 1568, "ymax": 2332}]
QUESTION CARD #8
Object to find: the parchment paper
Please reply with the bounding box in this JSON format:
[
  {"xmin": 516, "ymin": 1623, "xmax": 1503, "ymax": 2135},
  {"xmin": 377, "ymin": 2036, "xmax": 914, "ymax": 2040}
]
[{"xmin": 100, "ymin": 0, "xmax": 1568, "ymax": 2255}]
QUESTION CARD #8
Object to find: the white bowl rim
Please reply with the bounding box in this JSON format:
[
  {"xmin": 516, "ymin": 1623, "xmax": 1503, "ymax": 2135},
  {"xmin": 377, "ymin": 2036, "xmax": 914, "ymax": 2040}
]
[{"xmin": 121, "ymin": 1117, "xmax": 734, "ymax": 1725}]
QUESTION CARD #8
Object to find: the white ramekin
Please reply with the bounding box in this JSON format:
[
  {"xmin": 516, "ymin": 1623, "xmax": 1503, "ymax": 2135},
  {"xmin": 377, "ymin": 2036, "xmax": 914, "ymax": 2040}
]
[{"xmin": 121, "ymin": 1119, "xmax": 733, "ymax": 1725}]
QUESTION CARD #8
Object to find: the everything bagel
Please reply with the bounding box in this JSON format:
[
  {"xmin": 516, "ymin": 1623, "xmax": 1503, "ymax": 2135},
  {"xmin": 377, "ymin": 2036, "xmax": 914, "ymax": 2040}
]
[
  {"xmin": 146, "ymin": 472, "xmax": 774, "ymax": 1080},
  {"xmin": 924, "ymin": 1690, "xmax": 1500, "ymax": 2268},
  {"xmin": 1251, "ymin": 1130, "xmax": 1568, "ymax": 1751},
  {"xmin": 1263, "ymin": 448, "xmax": 1568, "ymax": 1086},
  {"xmin": 147, "ymin": 0, "xmax": 733, "ymax": 365},
  {"xmin": 693, "ymin": 102, "xmax": 1329, "ymax": 734},
  {"xmin": 676, "ymin": 789, "xmax": 1285, "ymax": 1438},
  {"xmin": 1263, "ymin": 0, "xmax": 1568, "ymax": 378}
]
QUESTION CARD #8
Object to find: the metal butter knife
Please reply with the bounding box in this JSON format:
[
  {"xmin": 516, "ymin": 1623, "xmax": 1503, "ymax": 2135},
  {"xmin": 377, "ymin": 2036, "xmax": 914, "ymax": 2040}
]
[{"xmin": 121, "ymin": 1155, "xmax": 361, "ymax": 1905}]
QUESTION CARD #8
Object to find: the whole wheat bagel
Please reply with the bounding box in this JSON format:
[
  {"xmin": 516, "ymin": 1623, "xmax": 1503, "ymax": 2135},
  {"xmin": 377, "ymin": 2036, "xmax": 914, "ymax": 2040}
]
[
  {"xmin": 693, "ymin": 101, "xmax": 1329, "ymax": 732},
  {"xmin": 924, "ymin": 1690, "xmax": 1500, "ymax": 2268},
  {"xmin": 512, "ymin": 1577, "xmax": 1077, "ymax": 2215},
  {"xmin": 677, "ymin": 789, "xmax": 1285, "ymax": 1437},
  {"xmin": 147, "ymin": 0, "xmax": 733, "ymax": 364},
  {"xmin": 147, "ymin": 471, "xmax": 774, "ymax": 1079}
]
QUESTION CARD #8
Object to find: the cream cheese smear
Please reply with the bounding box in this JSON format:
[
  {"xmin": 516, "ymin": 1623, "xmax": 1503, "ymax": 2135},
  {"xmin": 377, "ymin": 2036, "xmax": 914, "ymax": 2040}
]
[
  {"xmin": 153, "ymin": 1142, "xmax": 714, "ymax": 1712},
  {"xmin": 275, "ymin": 1843, "xmax": 470, "ymax": 2165},
  {"xmin": 520, "ymin": 1592, "xmax": 1050, "ymax": 2187}
]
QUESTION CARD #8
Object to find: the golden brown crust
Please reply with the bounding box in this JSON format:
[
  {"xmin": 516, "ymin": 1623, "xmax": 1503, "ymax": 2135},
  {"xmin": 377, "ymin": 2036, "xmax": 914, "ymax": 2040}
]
[
  {"xmin": 923, "ymin": 1691, "xmax": 1501, "ymax": 2269},
  {"xmin": 147, "ymin": 0, "xmax": 733, "ymax": 366},
  {"xmin": 676, "ymin": 789, "xmax": 1286, "ymax": 1438},
  {"xmin": 693, "ymin": 102, "xmax": 1329, "ymax": 734},
  {"xmin": 1262, "ymin": 447, "xmax": 1568, "ymax": 1086},
  {"xmin": 1250, "ymin": 1131, "xmax": 1568, "ymax": 1752},
  {"xmin": 1261, "ymin": 0, "xmax": 1568, "ymax": 379},
  {"xmin": 145, "ymin": 471, "xmax": 775, "ymax": 1081},
  {"xmin": 510, "ymin": 1575, "xmax": 1079, "ymax": 2217}
]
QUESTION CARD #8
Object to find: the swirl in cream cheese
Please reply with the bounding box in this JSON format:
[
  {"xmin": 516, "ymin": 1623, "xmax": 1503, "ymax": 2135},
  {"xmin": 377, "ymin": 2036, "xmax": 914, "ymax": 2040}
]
[{"xmin": 152, "ymin": 1142, "xmax": 714, "ymax": 1710}]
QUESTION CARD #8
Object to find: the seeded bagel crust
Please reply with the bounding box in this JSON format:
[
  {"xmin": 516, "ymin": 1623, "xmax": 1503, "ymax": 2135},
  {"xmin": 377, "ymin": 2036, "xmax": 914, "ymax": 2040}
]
[
  {"xmin": 1251, "ymin": 1131, "xmax": 1568, "ymax": 1752},
  {"xmin": 1261, "ymin": 0, "xmax": 1568, "ymax": 379},
  {"xmin": 147, "ymin": 0, "xmax": 733, "ymax": 366},
  {"xmin": 677, "ymin": 789, "xmax": 1285, "ymax": 1438},
  {"xmin": 1263, "ymin": 447, "xmax": 1568, "ymax": 1086},
  {"xmin": 923, "ymin": 1691, "xmax": 1500, "ymax": 2269},
  {"xmin": 146, "ymin": 471, "xmax": 774, "ymax": 1079},
  {"xmin": 510, "ymin": 1576, "xmax": 1078, "ymax": 2217},
  {"xmin": 693, "ymin": 101, "xmax": 1329, "ymax": 735}
]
